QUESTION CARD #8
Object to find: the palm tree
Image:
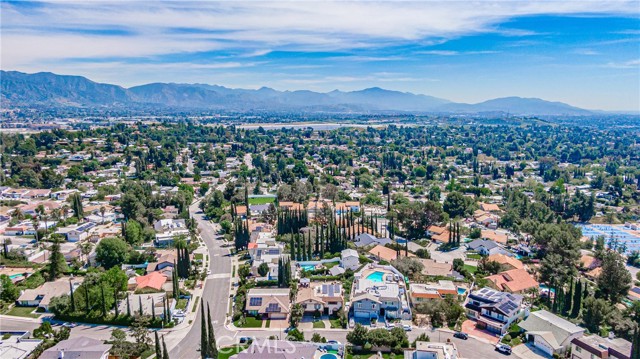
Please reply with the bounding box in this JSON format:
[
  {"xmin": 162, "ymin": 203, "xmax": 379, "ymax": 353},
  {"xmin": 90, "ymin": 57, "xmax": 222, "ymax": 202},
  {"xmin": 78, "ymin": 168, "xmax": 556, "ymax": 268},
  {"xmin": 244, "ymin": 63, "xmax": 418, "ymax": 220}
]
[
  {"xmin": 78, "ymin": 241, "xmax": 93, "ymax": 267},
  {"xmin": 31, "ymin": 217, "xmax": 40, "ymax": 243},
  {"xmin": 100, "ymin": 206, "xmax": 106, "ymax": 224},
  {"xmin": 51, "ymin": 208, "xmax": 61, "ymax": 223},
  {"xmin": 12, "ymin": 208, "xmax": 24, "ymax": 221},
  {"xmin": 62, "ymin": 204, "xmax": 70, "ymax": 221}
]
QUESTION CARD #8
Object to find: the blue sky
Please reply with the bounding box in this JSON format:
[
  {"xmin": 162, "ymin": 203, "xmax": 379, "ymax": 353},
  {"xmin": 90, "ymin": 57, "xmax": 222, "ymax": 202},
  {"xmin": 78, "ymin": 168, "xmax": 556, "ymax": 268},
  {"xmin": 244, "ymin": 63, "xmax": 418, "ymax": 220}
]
[{"xmin": 1, "ymin": 1, "xmax": 639, "ymax": 111}]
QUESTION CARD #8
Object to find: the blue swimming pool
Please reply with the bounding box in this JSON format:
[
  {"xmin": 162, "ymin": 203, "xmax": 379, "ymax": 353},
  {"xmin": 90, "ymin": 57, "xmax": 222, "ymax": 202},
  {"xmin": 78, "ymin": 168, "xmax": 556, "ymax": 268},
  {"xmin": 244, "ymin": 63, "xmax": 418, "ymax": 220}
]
[
  {"xmin": 457, "ymin": 287, "xmax": 467, "ymax": 295},
  {"xmin": 366, "ymin": 271, "xmax": 385, "ymax": 283},
  {"xmin": 320, "ymin": 354, "xmax": 338, "ymax": 359},
  {"xmin": 301, "ymin": 265, "xmax": 316, "ymax": 271}
]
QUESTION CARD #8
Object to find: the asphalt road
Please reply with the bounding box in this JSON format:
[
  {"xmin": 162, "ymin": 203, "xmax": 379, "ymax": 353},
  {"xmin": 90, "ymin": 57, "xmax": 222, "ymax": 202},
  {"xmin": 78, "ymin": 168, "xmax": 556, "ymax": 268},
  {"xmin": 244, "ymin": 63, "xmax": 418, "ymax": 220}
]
[{"xmin": 168, "ymin": 201, "xmax": 233, "ymax": 358}]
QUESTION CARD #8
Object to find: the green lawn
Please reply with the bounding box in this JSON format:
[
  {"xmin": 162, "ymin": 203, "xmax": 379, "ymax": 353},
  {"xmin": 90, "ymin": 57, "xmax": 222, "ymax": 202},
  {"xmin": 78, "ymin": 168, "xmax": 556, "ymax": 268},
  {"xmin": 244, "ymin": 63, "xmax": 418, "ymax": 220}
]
[
  {"xmin": 463, "ymin": 264, "xmax": 478, "ymax": 274},
  {"xmin": 192, "ymin": 296, "xmax": 200, "ymax": 312},
  {"xmin": 248, "ymin": 197, "xmax": 276, "ymax": 205},
  {"xmin": 194, "ymin": 253, "xmax": 204, "ymax": 260},
  {"xmin": 235, "ymin": 316, "xmax": 264, "ymax": 328},
  {"xmin": 313, "ymin": 320, "xmax": 326, "ymax": 328},
  {"xmin": 466, "ymin": 253, "xmax": 482, "ymax": 260},
  {"xmin": 329, "ymin": 318, "xmax": 342, "ymax": 328},
  {"xmin": 6, "ymin": 306, "xmax": 40, "ymax": 318},
  {"xmin": 219, "ymin": 345, "xmax": 249, "ymax": 359},
  {"xmin": 346, "ymin": 352, "xmax": 395, "ymax": 359}
]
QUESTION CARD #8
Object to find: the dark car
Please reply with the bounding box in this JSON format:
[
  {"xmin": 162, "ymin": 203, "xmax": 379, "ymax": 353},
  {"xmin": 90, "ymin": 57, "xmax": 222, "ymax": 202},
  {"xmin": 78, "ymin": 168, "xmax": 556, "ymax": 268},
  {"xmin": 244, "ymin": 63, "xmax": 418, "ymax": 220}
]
[
  {"xmin": 453, "ymin": 331, "xmax": 468, "ymax": 340},
  {"xmin": 239, "ymin": 337, "xmax": 252, "ymax": 344}
]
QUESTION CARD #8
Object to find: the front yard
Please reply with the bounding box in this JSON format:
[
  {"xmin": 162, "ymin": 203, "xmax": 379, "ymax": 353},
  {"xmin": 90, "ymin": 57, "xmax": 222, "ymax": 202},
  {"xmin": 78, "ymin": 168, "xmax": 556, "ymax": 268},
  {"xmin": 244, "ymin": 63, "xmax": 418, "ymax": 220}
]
[{"xmin": 5, "ymin": 306, "xmax": 41, "ymax": 318}]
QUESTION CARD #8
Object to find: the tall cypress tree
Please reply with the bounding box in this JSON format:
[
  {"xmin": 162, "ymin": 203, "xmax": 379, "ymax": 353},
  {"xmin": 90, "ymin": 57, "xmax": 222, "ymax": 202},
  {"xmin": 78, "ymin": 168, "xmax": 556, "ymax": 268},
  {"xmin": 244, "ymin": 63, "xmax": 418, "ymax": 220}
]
[
  {"xmin": 571, "ymin": 280, "xmax": 583, "ymax": 318},
  {"xmin": 69, "ymin": 280, "xmax": 76, "ymax": 313},
  {"xmin": 207, "ymin": 304, "xmax": 218, "ymax": 358},
  {"xmin": 151, "ymin": 298, "xmax": 156, "ymax": 320},
  {"xmin": 200, "ymin": 299, "xmax": 208, "ymax": 359},
  {"xmin": 155, "ymin": 331, "xmax": 162, "ymax": 359},
  {"xmin": 563, "ymin": 278, "xmax": 573, "ymax": 316},
  {"xmin": 163, "ymin": 335, "xmax": 170, "ymax": 359},
  {"xmin": 139, "ymin": 296, "xmax": 144, "ymax": 316}
]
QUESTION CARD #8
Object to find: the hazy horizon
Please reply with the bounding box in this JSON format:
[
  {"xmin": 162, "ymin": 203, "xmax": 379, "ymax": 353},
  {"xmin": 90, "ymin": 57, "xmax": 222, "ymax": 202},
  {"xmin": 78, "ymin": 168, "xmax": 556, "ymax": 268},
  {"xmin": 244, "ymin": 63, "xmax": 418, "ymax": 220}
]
[{"xmin": 2, "ymin": 1, "xmax": 639, "ymax": 111}]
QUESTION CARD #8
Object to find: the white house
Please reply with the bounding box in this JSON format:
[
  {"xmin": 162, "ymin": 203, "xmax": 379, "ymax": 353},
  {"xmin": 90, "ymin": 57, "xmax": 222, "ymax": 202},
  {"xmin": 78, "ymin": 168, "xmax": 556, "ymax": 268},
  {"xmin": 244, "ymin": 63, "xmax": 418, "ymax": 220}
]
[
  {"xmin": 56, "ymin": 222, "xmax": 97, "ymax": 242},
  {"xmin": 340, "ymin": 249, "xmax": 360, "ymax": 271},
  {"xmin": 519, "ymin": 310, "xmax": 585, "ymax": 357}
]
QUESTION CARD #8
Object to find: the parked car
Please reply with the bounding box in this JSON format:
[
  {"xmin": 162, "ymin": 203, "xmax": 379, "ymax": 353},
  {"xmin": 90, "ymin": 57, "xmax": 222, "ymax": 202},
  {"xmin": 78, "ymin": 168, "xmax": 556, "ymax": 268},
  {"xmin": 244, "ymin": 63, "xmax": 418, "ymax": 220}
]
[
  {"xmin": 453, "ymin": 331, "xmax": 468, "ymax": 340},
  {"xmin": 62, "ymin": 322, "xmax": 77, "ymax": 328},
  {"xmin": 239, "ymin": 337, "xmax": 252, "ymax": 344},
  {"xmin": 495, "ymin": 343, "xmax": 512, "ymax": 355},
  {"xmin": 402, "ymin": 324, "xmax": 412, "ymax": 331}
]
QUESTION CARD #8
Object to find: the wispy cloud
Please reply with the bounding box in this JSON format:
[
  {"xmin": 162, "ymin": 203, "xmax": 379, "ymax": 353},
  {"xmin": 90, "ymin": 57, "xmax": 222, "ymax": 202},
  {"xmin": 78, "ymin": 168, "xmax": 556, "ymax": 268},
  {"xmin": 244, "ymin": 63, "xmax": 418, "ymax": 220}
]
[{"xmin": 604, "ymin": 59, "xmax": 640, "ymax": 69}]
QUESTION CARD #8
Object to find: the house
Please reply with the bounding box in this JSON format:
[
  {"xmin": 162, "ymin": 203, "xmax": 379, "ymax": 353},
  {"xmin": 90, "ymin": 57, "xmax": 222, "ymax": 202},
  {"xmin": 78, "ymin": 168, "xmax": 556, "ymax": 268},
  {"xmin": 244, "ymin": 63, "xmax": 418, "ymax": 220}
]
[
  {"xmin": 480, "ymin": 202, "xmax": 501, "ymax": 213},
  {"xmin": 146, "ymin": 251, "xmax": 177, "ymax": 273},
  {"xmin": 232, "ymin": 339, "xmax": 323, "ymax": 359},
  {"xmin": 118, "ymin": 292, "xmax": 173, "ymax": 318},
  {"xmin": 580, "ymin": 254, "xmax": 601, "ymax": 271},
  {"xmin": 486, "ymin": 268, "xmax": 539, "ymax": 293},
  {"xmin": 153, "ymin": 219, "xmax": 190, "ymax": 246},
  {"xmin": 56, "ymin": 222, "xmax": 97, "ymax": 242},
  {"xmin": 39, "ymin": 336, "xmax": 111, "ymax": 359},
  {"xmin": 248, "ymin": 232, "xmax": 284, "ymax": 280},
  {"xmin": 295, "ymin": 282, "xmax": 343, "ymax": 315},
  {"xmin": 571, "ymin": 335, "xmax": 631, "ymax": 359},
  {"xmin": 0, "ymin": 331, "xmax": 42, "ymax": 359},
  {"xmin": 350, "ymin": 265, "xmax": 412, "ymax": 321},
  {"xmin": 464, "ymin": 287, "xmax": 525, "ymax": 335},
  {"xmin": 134, "ymin": 272, "xmax": 168, "ymax": 291},
  {"xmin": 481, "ymin": 230, "xmax": 508, "ymax": 244},
  {"xmin": 245, "ymin": 288, "xmax": 291, "ymax": 319},
  {"xmin": 519, "ymin": 309, "xmax": 585, "ymax": 357},
  {"xmin": 340, "ymin": 248, "xmax": 360, "ymax": 271},
  {"xmin": 486, "ymin": 253, "xmax": 524, "ymax": 270},
  {"xmin": 466, "ymin": 239, "xmax": 507, "ymax": 256},
  {"xmin": 418, "ymin": 259, "xmax": 460, "ymax": 278},
  {"xmin": 368, "ymin": 244, "xmax": 413, "ymax": 262},
  {"xmin": 3, "ymin": 226, "xmax": 27, "ymax": 236},
  {"xmin": 403, "ymin": 341, "xmax": 458, "ymax": 359},
  {"xmin": 427, "ymin": 225, "xmax": 452, "ymax": 243},
  {"xmin": 353, "ymin": 233, "xmax": 391, "ymax": 248},
  {"xmin": 409, "ymin": 281, "xmax": 458, "ymax": 305},
  {"xmin": 16, "ymin": 277, "xmax": 81, "ymax": 311}
]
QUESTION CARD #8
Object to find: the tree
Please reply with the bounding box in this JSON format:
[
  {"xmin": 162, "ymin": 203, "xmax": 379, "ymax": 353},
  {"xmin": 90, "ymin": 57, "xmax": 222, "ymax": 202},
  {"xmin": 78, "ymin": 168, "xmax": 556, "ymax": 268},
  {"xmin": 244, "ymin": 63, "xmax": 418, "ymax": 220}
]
[
  {"xmin": 110, "ymin": 328, "xmax": 130, "ymax": 359},
  {"xmin": 346, "ymin": 324, "xmax": 369, "ymax": 346},
  {"xmin": 598, "ymin": 251, "xmax": 632, "ymax": 303},
  {"xmin": 393, "ymin": 200, "xmax": 445, "ymax": 239},
  {"xmin": 539, "ymin": 226, "xmax": 581, "ymax": 286},
  {"xmin": 571, "ymin": 279, "xmax": 583, "ymax": 318},
  {"xmin": 289, "ymin": 303, "xmax": 303, "ymax": 327},
  {"xmin": 311, "ymin": 333, "xmax": 326, "ymax": 343},
  {"xmin": 207, "ymin": 304, "xmax": 218, "ymax": 358},
  {"xmin": 47, "ymin": 238, "xmax": 69, "ymax": 281},
  {"xmin": 287, "ymin": 328, "xmax": 305, "ymax": 341},
  {"xmin": 125, "ymin": 220, "xmax": 143, "ymax": 246},
  {"xmin": 443, "ymin": 191, "xmax": 474, "ymax": 218},
  {"xmin": 163, "ymin": 336, "xmax": 170, "ymax": 359},
  {"xmin": 200, "ymin": 298, "xmax": 207, "ymax": 359},
  {"xmin": 257, "ymin": 262, "xmax": 270, "ymax": 277},
  {"xmin": 131, "ymin": 315, "xmax": 152, "ymax": 351},
  {"xmin": 582, "ymin": 297, "xmax": 610, "ymax": 333},
  {"xmin": 155, "ymin": 331, "xmax": 162, "ymax": 359},
  {"xmin": 95, "ymin": 237, "xmax": 129, "ymax": 269},
  {"xmin": 0, "ymin": 274, "xmax": 20, "ymax": 302},
  {"xmin": 391, "ymin": 257, "xmax": 424, "ymax": 280}
]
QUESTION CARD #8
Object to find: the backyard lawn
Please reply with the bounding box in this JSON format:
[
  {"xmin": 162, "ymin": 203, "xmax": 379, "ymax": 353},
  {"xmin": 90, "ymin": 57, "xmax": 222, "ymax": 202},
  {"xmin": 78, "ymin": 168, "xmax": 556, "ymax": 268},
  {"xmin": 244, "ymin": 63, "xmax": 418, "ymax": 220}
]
[
  {"xmin": 463, "ymin": 264, "xmax": 478, "ymax": 274},
  {"xmin": 248, "ymin": 197, "xmax": 276, "ymax": 205},
  {"xmin": 5, "ymin": 306, "xmax": 40, "ymax": 318}
]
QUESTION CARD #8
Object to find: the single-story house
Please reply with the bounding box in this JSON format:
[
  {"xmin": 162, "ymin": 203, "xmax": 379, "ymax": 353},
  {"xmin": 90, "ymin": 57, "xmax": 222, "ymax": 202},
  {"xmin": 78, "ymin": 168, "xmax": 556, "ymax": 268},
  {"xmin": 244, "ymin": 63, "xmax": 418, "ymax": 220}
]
[
  {"xmin": 340, "ymin": 249, "xmax": 360, "ymax": 271},
  {"xmin": 519, "ymin": 309, "xmax": 585, "ymax": 357},
  {"xmin": 39, "ymin": 337, "xmax": 111, "ymax": 359},
  {"xmin": 571, "ymin": 335, "xmax": 631, "ymax": 359},
  {"xmin": 486, "ymin": 268, "xmax": 539, "ymax": 293},
  {"xmin": 245, "ymin": 288, "xmax": 291, "ymax": 319}
]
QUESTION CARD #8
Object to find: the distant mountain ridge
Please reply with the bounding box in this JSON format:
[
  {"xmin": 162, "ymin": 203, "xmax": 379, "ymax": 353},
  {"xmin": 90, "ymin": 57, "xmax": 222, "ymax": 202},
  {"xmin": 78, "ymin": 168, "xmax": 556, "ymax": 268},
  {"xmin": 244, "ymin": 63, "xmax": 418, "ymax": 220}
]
[{"xmin": 0, "ymin": 70, "xmax": 594, "ymax": 115}]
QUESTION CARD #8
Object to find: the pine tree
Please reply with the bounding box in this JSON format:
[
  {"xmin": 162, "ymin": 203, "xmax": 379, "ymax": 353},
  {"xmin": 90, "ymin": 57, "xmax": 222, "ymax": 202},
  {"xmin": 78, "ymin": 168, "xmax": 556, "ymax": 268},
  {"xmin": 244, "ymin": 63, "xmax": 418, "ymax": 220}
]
[
  {"xmin": 207, "ymin": 304, "xmax": 218, "ymax": 358},
  {"xmin": 200, "ymin": 299, "xmax": 208, "ymax": 359},
  {"xmin": 155, "ymin": 331, "xmax": 162, "ymax": 359}
]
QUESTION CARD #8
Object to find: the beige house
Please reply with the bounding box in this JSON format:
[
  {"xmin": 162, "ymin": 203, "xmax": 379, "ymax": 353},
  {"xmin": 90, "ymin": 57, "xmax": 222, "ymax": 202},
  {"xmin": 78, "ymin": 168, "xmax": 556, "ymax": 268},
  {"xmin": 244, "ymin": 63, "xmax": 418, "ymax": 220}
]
[
  {"xmin": 245, "ymin": 288, "xmax": 291, "ymax": 319},
  {"xmin": 295, "ymin": 282, "xmax": 343, "ymax": 315}
]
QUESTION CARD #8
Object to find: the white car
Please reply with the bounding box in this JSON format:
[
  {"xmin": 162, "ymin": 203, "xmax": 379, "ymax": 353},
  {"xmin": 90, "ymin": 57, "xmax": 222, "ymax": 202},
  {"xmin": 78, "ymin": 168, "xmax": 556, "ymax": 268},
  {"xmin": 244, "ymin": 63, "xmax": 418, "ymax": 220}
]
[{"xmin": 206, "ymin": 269, "xmax": 211, "ymax": 275}]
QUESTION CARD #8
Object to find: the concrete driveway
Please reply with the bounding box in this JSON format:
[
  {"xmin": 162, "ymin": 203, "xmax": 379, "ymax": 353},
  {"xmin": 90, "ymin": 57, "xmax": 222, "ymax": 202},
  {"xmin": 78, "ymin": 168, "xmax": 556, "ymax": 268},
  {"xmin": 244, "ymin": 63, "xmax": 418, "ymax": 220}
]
[{"xmin": 512, "ymin": 343, "xmax": 551, "ymax": 359}]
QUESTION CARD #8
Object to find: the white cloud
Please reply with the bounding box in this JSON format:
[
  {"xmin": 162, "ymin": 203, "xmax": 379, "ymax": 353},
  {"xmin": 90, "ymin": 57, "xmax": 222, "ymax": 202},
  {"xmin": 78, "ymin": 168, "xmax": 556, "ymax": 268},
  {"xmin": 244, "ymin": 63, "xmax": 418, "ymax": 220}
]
[
  {"xmin": 604, "ymin": 59, "xmax": 640, "ymax": 68},
  {"xmin": 1, "ymin": 0, "xmax": 638, "ymax": 67}
]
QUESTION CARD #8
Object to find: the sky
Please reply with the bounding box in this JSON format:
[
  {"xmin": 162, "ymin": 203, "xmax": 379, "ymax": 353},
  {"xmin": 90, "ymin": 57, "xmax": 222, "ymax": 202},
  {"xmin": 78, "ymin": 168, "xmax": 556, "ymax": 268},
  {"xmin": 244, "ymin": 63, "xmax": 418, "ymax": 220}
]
[{"xmin": 1, "ymin": 1, "xmax": 639, "ymax": 111}]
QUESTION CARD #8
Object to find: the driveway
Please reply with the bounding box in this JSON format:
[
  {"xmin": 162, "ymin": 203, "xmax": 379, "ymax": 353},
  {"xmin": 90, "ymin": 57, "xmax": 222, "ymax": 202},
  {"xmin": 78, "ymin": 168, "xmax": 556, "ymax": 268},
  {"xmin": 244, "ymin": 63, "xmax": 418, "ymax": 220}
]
[
  {"xmin": 461, "ymin": 320, "xmax": 500, "ymax": 344},
  {"xmin": 427, "ymin": 243, "xmax": 466, "ymax": 263},
  {"xmin": 513, "ymin": 343, "xmax": 551, "ymax": 359}
]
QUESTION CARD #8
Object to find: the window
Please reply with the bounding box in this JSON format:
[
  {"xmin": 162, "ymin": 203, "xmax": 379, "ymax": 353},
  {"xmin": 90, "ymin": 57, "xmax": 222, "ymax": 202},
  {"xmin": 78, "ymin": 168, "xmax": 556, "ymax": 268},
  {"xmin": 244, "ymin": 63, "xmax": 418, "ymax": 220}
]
[
  {"xmin": 575, "ymin": 346, "xmax": 581, "ymax": 353},
  {"xmin": 356, "ymin": 303, "xmax": 362, "ymax": 309},
  {"xmin": 249, "ymin": 297, "xmax": 262, "ymax": 306}
]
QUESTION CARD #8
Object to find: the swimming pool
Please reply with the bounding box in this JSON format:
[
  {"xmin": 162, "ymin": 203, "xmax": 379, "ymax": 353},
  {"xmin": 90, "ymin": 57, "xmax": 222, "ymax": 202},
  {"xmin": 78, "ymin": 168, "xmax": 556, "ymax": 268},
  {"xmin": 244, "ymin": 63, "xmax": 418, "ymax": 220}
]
[
  {"xmin": 366, "ymin": 271, "xmax": 385, "ymax": 283},
  {"xmin": 457, "ymin": 287, "xmax": 467, "ymax": 295},
  {"xmin": 320, "ymin": 354, "xmax": 338, "ymax": 359},
  {"xmin": 301, "ymin": 265, "xmax": 316, "ymax": 271}
]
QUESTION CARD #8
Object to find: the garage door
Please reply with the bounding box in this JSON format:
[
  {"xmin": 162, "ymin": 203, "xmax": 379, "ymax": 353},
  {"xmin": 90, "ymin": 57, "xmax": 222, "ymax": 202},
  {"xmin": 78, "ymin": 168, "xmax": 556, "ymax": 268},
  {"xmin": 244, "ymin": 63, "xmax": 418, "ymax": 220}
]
[
  {"xmin": 354, "ymin": 310, "xmax": 371, "ymax": 318},
  {"xmin": 533, "ymin": 335, "xmax": 554, "ymax": 357}
]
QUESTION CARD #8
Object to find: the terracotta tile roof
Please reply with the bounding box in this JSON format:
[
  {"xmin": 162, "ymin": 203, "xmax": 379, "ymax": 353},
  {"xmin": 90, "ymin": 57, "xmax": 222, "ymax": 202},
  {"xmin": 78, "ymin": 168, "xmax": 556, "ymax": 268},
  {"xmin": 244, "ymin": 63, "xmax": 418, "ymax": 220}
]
[
  {"xmin": 368, "ymin": 244, "xmax": 414, "ymax": 262},
  {"xmin": 487, "ymin": 253, "xmax": 524, "ymax": 270},
  {"xmin": 481, "ymin": 230, "xmax": 508, "ymax": 244},
  {"xmin": 480, "ymin": 203, "xmax": 501, "ymax": 212},
  {"xmin": 486, "ymin": 268, "xmax": 538, "ymax": 293},
  {"xmin": 135, "ymin": 272, "xmax": 167, "ymax": 291}
]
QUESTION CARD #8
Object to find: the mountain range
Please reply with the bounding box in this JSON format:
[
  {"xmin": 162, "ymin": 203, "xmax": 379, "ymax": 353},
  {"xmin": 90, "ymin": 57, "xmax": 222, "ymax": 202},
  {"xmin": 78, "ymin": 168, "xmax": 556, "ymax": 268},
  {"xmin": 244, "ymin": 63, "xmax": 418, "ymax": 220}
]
[{"xmin": 0, "ymin": 70, "xmax": 595, "ymax": 115}]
